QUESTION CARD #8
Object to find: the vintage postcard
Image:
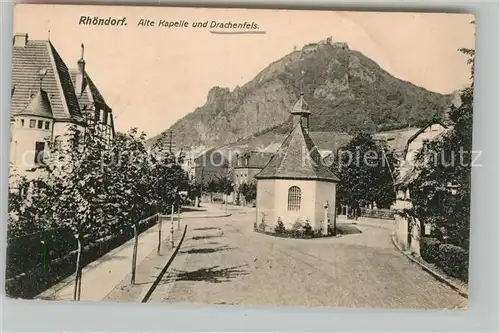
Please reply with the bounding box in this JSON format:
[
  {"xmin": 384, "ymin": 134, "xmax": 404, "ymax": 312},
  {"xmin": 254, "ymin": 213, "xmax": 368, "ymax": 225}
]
[{"xmin": 6, "ymin": 4, "xmax": 475, "ymax": 310}]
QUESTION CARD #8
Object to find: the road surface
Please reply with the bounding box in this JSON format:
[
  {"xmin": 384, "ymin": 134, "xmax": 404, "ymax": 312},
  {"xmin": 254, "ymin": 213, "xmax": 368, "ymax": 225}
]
[{"xmin": 148, "ymin": 204, "xmax": 466, "ymax": 309}]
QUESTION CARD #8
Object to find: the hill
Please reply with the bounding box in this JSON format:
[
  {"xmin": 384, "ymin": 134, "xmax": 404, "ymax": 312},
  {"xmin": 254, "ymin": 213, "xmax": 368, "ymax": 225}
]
[{"xmin": 148, "ymin": 38, "xmax": 453, "ymax": 151}]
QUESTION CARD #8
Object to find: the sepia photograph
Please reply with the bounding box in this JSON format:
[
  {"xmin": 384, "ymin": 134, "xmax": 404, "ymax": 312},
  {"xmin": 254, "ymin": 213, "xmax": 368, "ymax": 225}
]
[{"xmin": 6, "ymin": 4, "xmax": 475, "ymax": 310}]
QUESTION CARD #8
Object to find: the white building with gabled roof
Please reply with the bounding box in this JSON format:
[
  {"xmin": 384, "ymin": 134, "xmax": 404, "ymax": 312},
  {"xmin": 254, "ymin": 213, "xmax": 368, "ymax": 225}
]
[
  {"xmin": 255, "ymin": 93, "xmax": 340, "ymax": 233},
  {"xmin": 9, "ymin": 33, "xmax": 115, "ymax": 176}
]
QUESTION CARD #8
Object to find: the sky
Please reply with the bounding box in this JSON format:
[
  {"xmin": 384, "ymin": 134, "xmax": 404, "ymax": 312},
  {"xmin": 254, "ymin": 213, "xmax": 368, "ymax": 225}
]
[{"xmin": 13, "ymin": 5, "xmax": 475, "ymax": 138}]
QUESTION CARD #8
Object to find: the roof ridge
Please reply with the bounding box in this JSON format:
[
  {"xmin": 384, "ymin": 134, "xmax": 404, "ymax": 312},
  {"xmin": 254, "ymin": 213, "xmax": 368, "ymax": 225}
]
[
  {"xmin": 46, "ymin": 41, "xmax": 82, "ymax": 120},
  {"xmin": 256, "ymin": 122, "xmax": 299, "ymax": 177},
  {"xmin": 275, "ymin": 122, "xmax": 303, "ymax": 174}
]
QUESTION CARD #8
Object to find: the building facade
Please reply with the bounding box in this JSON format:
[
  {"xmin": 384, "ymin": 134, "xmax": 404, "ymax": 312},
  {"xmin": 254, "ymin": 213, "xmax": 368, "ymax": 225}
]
[
  {"xmin": 394, "ymin": 121, "xmax": 448, "ymax": 255},
  {"xmin": 9, "ymin": 33, "xmax": 115, "ymax": 176},
  {"xmin": 192, "ymin": 148, "xmax": 230, "ymax": 185},
  {"xmin": 233, "ymin": 151, "xmax": 274, "ymax": 186},
  {"xmin": 255, "ymin": 93, "xmax": 340, "ymax": 232}
]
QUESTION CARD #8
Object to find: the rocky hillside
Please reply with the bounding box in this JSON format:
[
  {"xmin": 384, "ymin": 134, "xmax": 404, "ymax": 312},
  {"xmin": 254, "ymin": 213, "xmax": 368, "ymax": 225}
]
[{"xmin": 149, "ymin": 39, "xmax": 453, "ymax": 150}]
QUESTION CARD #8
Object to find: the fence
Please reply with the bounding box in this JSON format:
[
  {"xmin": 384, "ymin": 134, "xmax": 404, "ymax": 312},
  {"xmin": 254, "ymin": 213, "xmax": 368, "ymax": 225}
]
[
  {"xmin": 5, "ymin": 214, "xmax": 159, "ymax": 299},
  {"xmin": 359, "ymin": 207, "xmax": 395, "ymax": 220}
]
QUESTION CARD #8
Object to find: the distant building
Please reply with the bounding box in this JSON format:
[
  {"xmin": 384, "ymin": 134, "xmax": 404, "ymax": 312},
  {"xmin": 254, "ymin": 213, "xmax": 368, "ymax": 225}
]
[
  {"xmin": 177, "ymin": 148, "xmax": 196, "ymax": 180},
  {"xmin": 255, "ymin": 93, "xmax": 340, "ymax": 232},
  {"xmin": 9, "ymin": 33, "xmax": 114, "ymax": 176},
  {"xmin": 192, "ymin": 148, "xmax": 230, "ymax": 185},
  {"xmin": 394, "ymin": 121, "xmax": 449, "ymax": 255},
  {"xmin": 233, "ymin": 151, "xmax": 274, "ymax": 186}
]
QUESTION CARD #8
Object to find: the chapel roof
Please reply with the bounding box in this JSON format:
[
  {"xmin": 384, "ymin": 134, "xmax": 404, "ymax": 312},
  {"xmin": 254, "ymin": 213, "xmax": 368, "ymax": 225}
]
[
  {"xmin": 255, "ymin": 121, "xmax": 340, "ymax": 182},
  {"xmin": 291, "ymin": 92, "xmax": 311, "ymax": 115}
]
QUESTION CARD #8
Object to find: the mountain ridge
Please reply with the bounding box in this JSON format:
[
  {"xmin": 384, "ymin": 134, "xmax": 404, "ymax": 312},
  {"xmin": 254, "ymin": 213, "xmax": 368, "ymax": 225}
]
[{"xmin": 148, "ymin": 38, "xmax": 454, "ymax": 151}]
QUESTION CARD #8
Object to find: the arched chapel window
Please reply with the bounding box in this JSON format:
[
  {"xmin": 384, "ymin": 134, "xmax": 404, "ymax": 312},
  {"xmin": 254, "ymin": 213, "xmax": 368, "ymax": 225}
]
[{"xmin": 287, "ymin": 186, "xmax": 301, "ymax": 211}]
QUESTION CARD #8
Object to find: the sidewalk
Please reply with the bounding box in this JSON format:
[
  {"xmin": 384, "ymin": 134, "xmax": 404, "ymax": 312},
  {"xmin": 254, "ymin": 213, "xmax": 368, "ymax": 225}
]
[
  {"xmin": 36, "ymin": 205, "xmax": 231, "ymax": 302},
  {"xmin": 102, "ymin": 223, "xmax": 186, "ymax": 303},
  {"xmin": 37, "ymin": 216, "xmax": 181, "ymax": 302}
]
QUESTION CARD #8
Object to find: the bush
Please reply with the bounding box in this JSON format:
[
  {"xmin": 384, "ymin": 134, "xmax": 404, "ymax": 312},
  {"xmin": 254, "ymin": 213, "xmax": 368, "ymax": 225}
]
[
  {"xmin": 437, "ymin": 243, "xmax": 469, "ymax": 282},
  {"xmin": 259, "ymin": 220, "xmax": 266, "ymax": 232},
  {"xmin": 419, "ymin": 237, "xmax": 441, "ymax": 263},
  {"xmin": 274, "ymin": 217, "xmax": 286, "ymax": 234},
  {"xmin": 303, "ymin": 219, "xmax": 313, "ymax": 236}
]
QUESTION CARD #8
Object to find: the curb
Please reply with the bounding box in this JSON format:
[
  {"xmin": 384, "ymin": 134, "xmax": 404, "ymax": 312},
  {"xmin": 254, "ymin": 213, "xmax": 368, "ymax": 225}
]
[
  {"xmin": 161, "ymin": 213, "xmax": 232, "ymax": 220},
  {"xmin": 140, "ymin": 224, "xmax": 188, "ymax": 303},
  {"xmin": 390, "ymin": 233, "xmax": 468, "ymax": 299},
  {"xmin": 35, "ymin": 218, "xmax": 162, "ymax": 300}
]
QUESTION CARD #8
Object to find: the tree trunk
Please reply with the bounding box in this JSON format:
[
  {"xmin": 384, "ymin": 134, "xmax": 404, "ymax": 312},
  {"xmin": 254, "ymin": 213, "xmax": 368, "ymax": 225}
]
[
  {"xmin": 177, "ymin": 207, "xmax": 181, "ymax": 230},
  {"xmin": 157, "ymin": 215, "xmax": 162, "ymax": 255},
  {"xmin": 131, "ymin": 224, "xmax": 138, "ymax": 284},
  {"xmin": 73, "ymin": 235, "xmax": 82, "ymax": 301},
  {"xmin": 77, "ymin": 266, "xmax": 82, "ymax": 301},
  {"xmin": 170, "ymin": 204, "xmax": 175, "ymax": 248}
]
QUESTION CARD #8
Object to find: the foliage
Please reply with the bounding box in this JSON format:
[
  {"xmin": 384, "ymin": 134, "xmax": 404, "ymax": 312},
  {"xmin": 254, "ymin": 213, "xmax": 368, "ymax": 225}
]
[
  {"xmin": 7, "ymin": 122, "xmax": 189, "ymax": 297},
  {"xmin": 106, "ymin": 128, "xmax": 155, "ymax": 228},
  {"xmin": 43, "ymin": 124, "xmax": 112, "ymax": 239},
  {"xmin": 258, "ymin": 219, "xmax": 266, "ymax": 232},
  {"xmin": 332, "ymin": 132, "xmax": 398, "ymax": 210},
  {"xmin": 419, "ymin": 237, "xmax": 441, "ymax": 264},
  {"xmin": 239, "ymin": 182, "xmax": 257, "ymax": 202},
  {"xmin": 257, "ymin": 217, "xmax": 333, "ymax": 239},
  {"xmin": 274, "ymin": 217, "xmax": 286, "ymax": 234},
  {"xmin": 420, "ymin": 237, "xmax": 469, "ymax": 282},
  {"xmin": 7, "ymin": 176, "xmax": 55, "ymax": 238},
  {"xmin": 405, "ymin": 36, "xmax": 474, "ymax": 251},
  {"xmin": 303, "ymin": 219, "xmax": 313, "ymax": 236},
  {"xmin": 437, "ymin": 244, "xmax": 469, "ymax": 281},
  {"xmin": 216, "ymin": 174, "xmax": 234, "ymax": 196}
]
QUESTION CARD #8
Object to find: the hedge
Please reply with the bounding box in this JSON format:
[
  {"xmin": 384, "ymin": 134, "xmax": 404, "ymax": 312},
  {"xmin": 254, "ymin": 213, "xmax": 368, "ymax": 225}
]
[
  {"xmin": 419, "ymin": 237, "xmax": 469, "ymax": 282},
  {"xmin": 5, "ymin": 213, "xmax": 159, "ymax": 299},
  {"xmin": 437, "ymin": 243, "xmax": 469, "ymax": 282},
  {"xmin": 419, "ymin": 237, "xmax": 441, "ymax": 264}
]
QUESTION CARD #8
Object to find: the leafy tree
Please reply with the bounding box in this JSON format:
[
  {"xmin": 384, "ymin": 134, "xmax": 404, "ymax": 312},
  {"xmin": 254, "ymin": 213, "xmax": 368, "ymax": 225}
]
[
  {"xmin": 403, "ymin": 36, "xmax": 474, "ymax": 250},
  {"xmin": 7, "ymin": 176, "xmax": 55, "ymax": 238},
  {"xmin": 105, "ymin": 128, "xmax": 155, "ymax": 283},
  {"xmin": 43, "ymin": 124, "xmax": 111, "ymax": 300},
  {"xmin": 333, "ymin": 132, "xmax": 398, "ymax": 212},
  {"xmin": 205, "ymin": 179, "xmax": 219, "ymax": 203},
  {"xmin": 238, "ymin": 182, "xmax": 257, "ymax": 206}
]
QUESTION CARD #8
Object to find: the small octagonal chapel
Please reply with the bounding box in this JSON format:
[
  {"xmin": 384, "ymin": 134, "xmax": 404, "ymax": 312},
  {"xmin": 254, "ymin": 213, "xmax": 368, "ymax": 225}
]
[{"xmin": 254, "ymin": 93, "xmax": 340, "ymax": 233}]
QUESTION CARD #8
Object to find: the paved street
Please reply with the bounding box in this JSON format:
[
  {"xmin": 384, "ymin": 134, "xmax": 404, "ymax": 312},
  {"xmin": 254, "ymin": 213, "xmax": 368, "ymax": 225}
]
[{"xmin": 148, "ymin": 204, "xmax": 467, "ymax": 309}]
